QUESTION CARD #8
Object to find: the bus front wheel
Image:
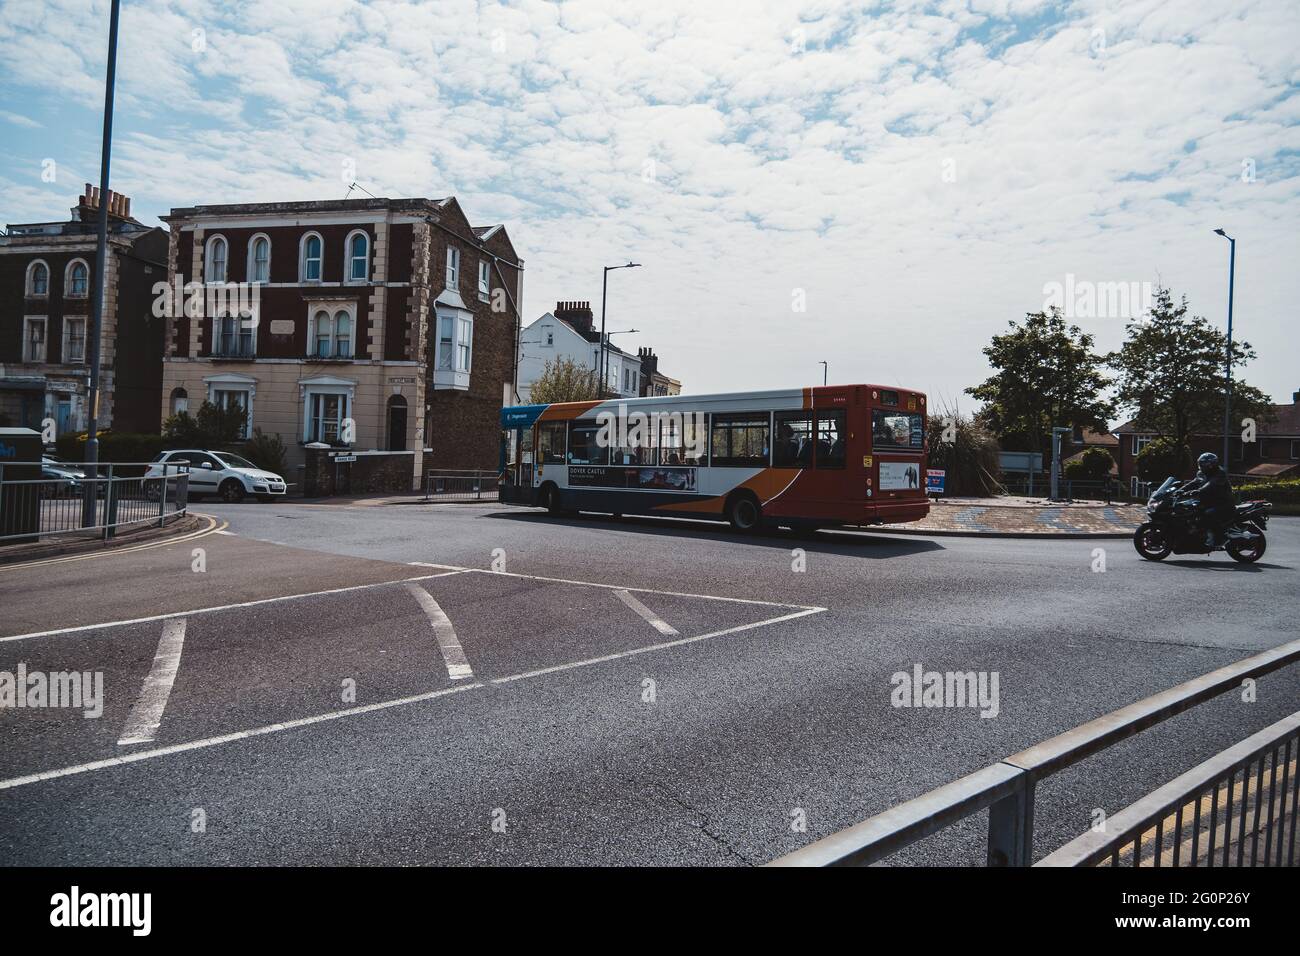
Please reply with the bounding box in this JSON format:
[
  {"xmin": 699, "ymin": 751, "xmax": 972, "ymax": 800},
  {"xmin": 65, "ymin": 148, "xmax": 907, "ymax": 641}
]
[
  {"xmin": 726, "ymin": 493, "xmax": 762, "ymax": 533},
  {"xmin": 541, "ymin": 484, "xmax": 564, "ymax": 515}
]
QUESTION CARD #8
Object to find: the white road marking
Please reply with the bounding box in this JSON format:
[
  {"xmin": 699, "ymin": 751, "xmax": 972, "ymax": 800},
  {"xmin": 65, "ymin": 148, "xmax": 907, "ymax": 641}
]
[
  {"xmin": 490, "ymin": 606, "xmax": 826, "ymax": 684},
  {"xmin": 404, "ymin": 584, "xmax": 474, "ymax": 680},
  {"xmin": 614, "ymin": 589, "xmax": 679, "ymax": 636},
  {"xmin": 117, "ymin": 619, "xmax": 187, "ymax": 745},
  {"xmin": 0, "ymin": 600, "xmax": 827, "ymax": 791},
  {"xmin": 214, "ymin": 529, "xmax": 237, "ymax": 536},
  {"xmin": 0, "ymin": 573, "xmax": 460, "ymax": 643},
  {"xmin": 0, "ymin": 683, "xmax": 482, "ymax": 792}
]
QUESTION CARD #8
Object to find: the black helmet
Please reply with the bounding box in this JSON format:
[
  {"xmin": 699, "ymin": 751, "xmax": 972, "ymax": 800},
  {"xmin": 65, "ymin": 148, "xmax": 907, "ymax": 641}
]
[{"xmin": 1197, "ymin": 452, "xmax": 1219, "ymax": 472}]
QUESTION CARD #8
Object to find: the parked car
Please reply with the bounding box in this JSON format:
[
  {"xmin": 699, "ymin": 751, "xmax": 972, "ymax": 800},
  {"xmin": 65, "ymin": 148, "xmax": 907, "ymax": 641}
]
[
  {"xmin": 40, "ymin": 456, "xmax": 88, "ymax": 496},
  {"xmin": 146, "ymin": 449, "xmax": 287, "ymax": 503}
]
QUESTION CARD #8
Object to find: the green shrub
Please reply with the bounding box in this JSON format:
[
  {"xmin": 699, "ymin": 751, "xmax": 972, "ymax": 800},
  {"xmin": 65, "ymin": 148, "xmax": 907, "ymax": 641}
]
[
  {"xmin": 1064, "ymin": 446, "xmax": 1116, "ymax": 481},
  {"xmin": 54, "ymin": 431, "xmax": 169, "ymax": 472},
  {"xmin": 241, "ymin": 428, "xmax": 287, "ymax": 474},
  {"xmin": 1235, "ymin": 478, "xmax": 1300, "ymax": 511},
  {"xmin": 1136, "ymin": 436, "xmax": 1191, "ymax": 482},
  {"xmin": 162, "ymin": 400, "xmax": 248, "ymax": 447}
]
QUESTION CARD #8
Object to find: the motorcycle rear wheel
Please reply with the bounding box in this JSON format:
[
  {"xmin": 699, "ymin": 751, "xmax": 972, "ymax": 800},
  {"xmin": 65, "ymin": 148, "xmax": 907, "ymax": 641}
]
[
  {"xmin": 1226, "ymin": 532, "xmax": 1266, "ymax": 564},
  {"xmin": 1133, "ymin": 523, "xmax": 1171, "ymax": 561}
]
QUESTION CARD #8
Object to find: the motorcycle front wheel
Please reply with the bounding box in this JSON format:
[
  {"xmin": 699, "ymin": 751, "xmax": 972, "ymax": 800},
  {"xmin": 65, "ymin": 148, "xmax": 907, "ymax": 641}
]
[
  {"xmin": 1133, "ymin": 522, "xmax": 1171, "ymax": 561},
  {"xmin": 1226, "ymin": 530, "xmax": 1266, "ymax": 564}
]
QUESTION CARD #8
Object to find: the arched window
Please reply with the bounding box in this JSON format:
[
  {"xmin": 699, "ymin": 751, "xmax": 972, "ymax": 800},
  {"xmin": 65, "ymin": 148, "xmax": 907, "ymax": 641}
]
[
  {"xmin": 248, "ymin": 235, "xmax": 270, "ymax": 283},
  {"xmin": 334, "ymin": 310, "xmax": 352, "ymax": 358},
  {"xmin": 170, "ymin": 387, "xmax": 189, "ymax": 416},
  {"xmin": 66, "ymin": 259, "xmax": 89, "ymax": 298},
  {"xmin": 314, "ymin": 310, "xmax": 332, "ymax": 357},
  {"xmin": 27, "ymin": 260, "xmax": 49, "ymax": 296},
  {"xmin": 205, "ymin": 236, "xmax": 228, "ymax": 283},
  {"xmin": 301, "ymin": 233, "xmax": 323, "ymax": 282},
  {"xmin": 345, "ymin": 230, "xmax": 369, "ymax": 283}
]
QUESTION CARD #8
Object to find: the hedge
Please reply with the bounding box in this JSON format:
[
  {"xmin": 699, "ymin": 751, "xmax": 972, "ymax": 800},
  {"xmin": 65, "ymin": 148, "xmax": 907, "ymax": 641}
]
[
  {"xmin": 54, "ymin": 432, "xmax": 170, "ymax": 471},
  {"xmin": 1236, "ymin": 478, "xmax": 1300, "ymax": 512}
]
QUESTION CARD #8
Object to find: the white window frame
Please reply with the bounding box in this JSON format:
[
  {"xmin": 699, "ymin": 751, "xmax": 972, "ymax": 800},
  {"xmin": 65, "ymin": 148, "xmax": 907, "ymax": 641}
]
[
  {"xmin": 65, "ymin": 258, "xmax": 89, "ymax": 298},
  {"xmin": 23, "ymin": 315, "xmax": 48, "ymax": 362},
  {"xmin": 308, "ymin": 303, "xmax": 355, "ymax": 359},
  {"xmin": 544, "ymin": 326, "xmax": 554, "ymax": 347},
  {"xmin": 62, "ymin": 315, "xmax": 86, "ymax": 364},
  {"xmin": 300, "ymin": 231, "xmax": 324, "ymax": 283},
  {"xmin": 247, "ymin": 234, "xmax": 271, "ymax": 284},
  {"xmin": 432, "ymin": 307, "xmax": 473, "ymax": 389},
  {"xmin": 205, "ymin": 235, "xmax": 228, "ymax": 283},
  {"xmin": 26, "ymin": 259, "xmax": 50, "ymax": 297},
  {"xmin": 300, "ymin": 376, "xmax": 356, "ymax": 444},
  {"xmin": 344, "ymin": 230, "xmax": 369, "ymax": 284},
  {"xmin": 477, "ymin": 259, "xmax": 490, "ymax": 301},
  {"xmin": 446, "ymin": 246, "xmax": 460, "ymax": 288},
  {"xmin": 204, "ymin": 373, "xmax": 257, "ymax": 441},
  {"xmin": 1132, "ymin": 435, "xmax": 1155, "ymax": 457}
]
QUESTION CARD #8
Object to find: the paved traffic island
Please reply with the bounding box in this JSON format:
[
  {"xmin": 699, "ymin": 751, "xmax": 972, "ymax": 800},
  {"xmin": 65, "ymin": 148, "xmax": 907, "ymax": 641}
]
[{"xmin": 876, "ymin": 496, "xmax": 1145, "ymax": 537}]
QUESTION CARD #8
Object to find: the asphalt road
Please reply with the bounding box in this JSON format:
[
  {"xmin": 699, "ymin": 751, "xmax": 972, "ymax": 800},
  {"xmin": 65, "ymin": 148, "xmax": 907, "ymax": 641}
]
[{"xmin": 1, "ymin": 500, "xmax": 1297, "ymax": 866}]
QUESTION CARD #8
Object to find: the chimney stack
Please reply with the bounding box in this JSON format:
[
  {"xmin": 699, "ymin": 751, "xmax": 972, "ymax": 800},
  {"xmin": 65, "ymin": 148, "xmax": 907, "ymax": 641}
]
[{"xmin": 554, "ymin": 299, "xmax": 594, "ymax": 333}]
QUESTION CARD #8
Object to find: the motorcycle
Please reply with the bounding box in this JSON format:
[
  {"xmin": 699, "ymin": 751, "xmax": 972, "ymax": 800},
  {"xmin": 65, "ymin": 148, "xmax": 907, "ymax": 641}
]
[{"xmin": 1133, "ymin": 477, "xmax": 1271, "ymax": 564}]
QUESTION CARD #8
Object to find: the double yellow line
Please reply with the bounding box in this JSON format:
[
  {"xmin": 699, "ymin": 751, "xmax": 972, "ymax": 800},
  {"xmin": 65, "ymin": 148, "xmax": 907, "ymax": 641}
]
[{"xmin": 0, "ymin": 513, "xmax": 226, "ymax": 572}]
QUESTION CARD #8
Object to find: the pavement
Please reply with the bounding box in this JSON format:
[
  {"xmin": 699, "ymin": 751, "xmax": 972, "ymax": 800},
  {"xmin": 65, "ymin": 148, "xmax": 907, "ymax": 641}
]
[{"xmin": 0, "ymin": 501, "xmax": 1296, "ymax": 866}]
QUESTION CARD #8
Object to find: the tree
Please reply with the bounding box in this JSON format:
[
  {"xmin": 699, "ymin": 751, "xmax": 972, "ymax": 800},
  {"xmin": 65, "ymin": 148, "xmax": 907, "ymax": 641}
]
[
  {"xmin": 1109, "ymin": 287, "xmax": 1273, "ymax": 447},
  {"xmin": 162, "ymin": 400, "xmax": 248, "ymax": 447},
  {"xmin": 529, "ymin": 357, "xmax": 600, "ymax": 404},
  {"xmin": 966, "ymin": 308, "xmax": 1114, "ymax": 456},
  {"xmin": 1136, "ymin": 436, "xmax": 1191, "ymax": 482},
  {"xmin": 1063, "ymin": 446, "xmax": 1115, "ymax": 482},
  {"xmin": 925, "ymin": 406, "xmax": 1002, "ymax": 496}
]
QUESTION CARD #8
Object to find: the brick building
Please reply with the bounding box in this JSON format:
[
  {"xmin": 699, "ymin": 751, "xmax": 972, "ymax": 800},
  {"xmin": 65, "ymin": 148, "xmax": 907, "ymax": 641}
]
[
  {"xmin": 1114, "ymin": 389, "xmax": 1300, "ymax": 491},
  {"xmin": 0, "ymin": 186, "xmax": 167, "ymax": 436},
  {"xmin": 159, "ymin": 197, "xmax": 522, "ymax": 486}
]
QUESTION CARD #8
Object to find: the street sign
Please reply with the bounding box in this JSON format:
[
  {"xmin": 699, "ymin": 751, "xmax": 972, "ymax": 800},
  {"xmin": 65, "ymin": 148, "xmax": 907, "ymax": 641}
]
[
  {"xmin": 926, "ymin": 469, "xmax": 945, "ymax": 495},
  {"xmin": 333, "ymin": 454, "xmax": 357, "ymax": 463}
]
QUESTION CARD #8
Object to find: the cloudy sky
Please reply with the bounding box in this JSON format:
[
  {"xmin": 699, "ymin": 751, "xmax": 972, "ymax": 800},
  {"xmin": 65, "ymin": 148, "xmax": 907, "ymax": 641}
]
[{"xmin": 2, "ymin": 0, "xmax": 1297, "ymax": 417}]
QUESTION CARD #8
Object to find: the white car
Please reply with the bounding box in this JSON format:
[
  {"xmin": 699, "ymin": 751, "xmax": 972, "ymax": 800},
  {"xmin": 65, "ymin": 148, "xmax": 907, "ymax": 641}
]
[{"xmin": 147, "ymin": 449, "xmax": 288, "ymax": 503}]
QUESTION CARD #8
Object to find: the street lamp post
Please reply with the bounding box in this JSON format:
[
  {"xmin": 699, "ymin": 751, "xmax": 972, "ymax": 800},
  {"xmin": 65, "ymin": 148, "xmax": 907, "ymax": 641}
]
[
  {"xmin": 819, "ymin": 361, "xmax": 827, "ymax": 386},
  {"xmin": 83, "ymin": 0, "xmax": 122, "ymax": 527},
  {"xmin": 599, "ymin": 262, "xmax": 641, "ymax": 397},
  {"xmin": 1214, "ymin": 229, "xmax": 1236, "ymax": 470}
]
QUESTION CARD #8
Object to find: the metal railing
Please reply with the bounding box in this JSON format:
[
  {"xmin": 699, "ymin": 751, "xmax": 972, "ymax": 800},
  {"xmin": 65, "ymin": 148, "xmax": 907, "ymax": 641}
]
[
  {"xmin": 422, "ymin": 470, "xmax": 499, "ymax": 503},
  {"xmin": 770, "ymin": 637, "xmax": 1300, "ymax": 867},
  {"xmin": 0, "ymin": 461, "xmax": 190, "ymax": 545},
  {"xmin": 1040, "ymin": 711, "xmax": 1300, "ymax": 867},
  {"xmin": 999, "ymin": 477, "xmax": 1133, "ymax": 503}
]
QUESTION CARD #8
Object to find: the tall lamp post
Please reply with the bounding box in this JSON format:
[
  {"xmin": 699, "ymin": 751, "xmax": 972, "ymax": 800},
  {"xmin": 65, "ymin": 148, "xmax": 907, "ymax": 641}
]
[
  {"xmin": 1214, "ymin": 228, "xmax": 1236, "ymax": 470},
  {"xmin": 819, "ymin": 361, "xmax": 827, "ymax": 386},
  {"xmin": 83, "ymin": 0, "xmax": 122, "ymax": 526},
  {"xmin": 599, "ymin": 262, "xmax": 641, "ymax": 397}
]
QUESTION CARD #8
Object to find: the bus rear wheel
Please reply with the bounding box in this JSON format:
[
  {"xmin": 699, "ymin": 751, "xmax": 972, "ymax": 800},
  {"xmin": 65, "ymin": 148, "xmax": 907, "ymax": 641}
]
[{"xmin": 726, "ymin": 493, "xmax": 762, "ymax": 533}]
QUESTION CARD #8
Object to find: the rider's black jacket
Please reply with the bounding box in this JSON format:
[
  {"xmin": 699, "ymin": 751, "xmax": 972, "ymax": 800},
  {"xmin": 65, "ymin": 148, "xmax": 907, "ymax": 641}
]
[{"xmin": 1179, "ymin": 468, "xmax": 1233, "ymax": 509}]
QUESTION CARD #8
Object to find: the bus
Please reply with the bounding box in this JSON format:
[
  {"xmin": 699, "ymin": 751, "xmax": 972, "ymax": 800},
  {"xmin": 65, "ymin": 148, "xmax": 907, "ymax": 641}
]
[{"xmin": 499, "ymin": 384, "xmax": 929, "ymax": 531}]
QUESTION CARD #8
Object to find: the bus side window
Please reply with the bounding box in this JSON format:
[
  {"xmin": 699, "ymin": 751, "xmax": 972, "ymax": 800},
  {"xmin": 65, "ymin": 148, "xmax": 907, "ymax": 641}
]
[
  {"xmin": 774, "ymin": 411, "xmax": 814, "ymax": 468},
  {"xmin": 711, "ymin": 413, "xmax": 770, "ymax": 467},
  {"xmin": 568, "ymin": 421, "xmax": 609, "ymax": 465},
  {"xmin": 539, "ymin": 421, "xmax": 566, "ymax": 463},
  {"xmin": 815, "ymin": 410, "xmax": 846, "ymax": 468}
]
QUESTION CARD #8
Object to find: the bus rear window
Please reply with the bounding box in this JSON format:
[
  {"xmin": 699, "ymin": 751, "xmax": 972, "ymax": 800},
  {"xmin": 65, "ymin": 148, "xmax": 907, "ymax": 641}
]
[{"xmin": 872, "ymin": 410, "xmax": 923, "ymax": 450}]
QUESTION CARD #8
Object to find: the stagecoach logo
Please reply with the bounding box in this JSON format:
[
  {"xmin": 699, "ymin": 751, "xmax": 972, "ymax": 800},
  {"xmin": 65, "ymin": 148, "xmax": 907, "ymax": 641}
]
[{"xmin": 595, "ymin": 405, "xmax": 707, "ymax": 460}]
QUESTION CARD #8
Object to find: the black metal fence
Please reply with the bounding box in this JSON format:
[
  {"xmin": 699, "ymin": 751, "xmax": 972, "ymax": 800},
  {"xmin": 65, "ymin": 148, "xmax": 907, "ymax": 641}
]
[
  {"xmin": 0, "ymin": 461, "xmax": 190, "ymax": 545},
  {"xmin": 999, "ymin": 476, "xmax": 1136, "ymax": 503},
  {"xmin": 422, "ymin": 470, "xmax": 499, "ymax": 503}
]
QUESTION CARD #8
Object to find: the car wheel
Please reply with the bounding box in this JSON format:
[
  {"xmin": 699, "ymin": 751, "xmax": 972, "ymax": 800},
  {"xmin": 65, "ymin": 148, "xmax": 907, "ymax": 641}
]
[
  {"xmin": 219, "ymin": 479, "xmax": 246, "ymax": 503},
  {"xmin": 726, "ymin": 493, "xmax": 762, "ymax": 533}
]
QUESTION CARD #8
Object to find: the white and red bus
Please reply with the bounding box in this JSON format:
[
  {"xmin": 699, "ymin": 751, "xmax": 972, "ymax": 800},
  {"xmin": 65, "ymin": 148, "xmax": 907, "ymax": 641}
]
[{"xmin": 499, "ymin": 384, "xmax": 929, "ymax": 531}]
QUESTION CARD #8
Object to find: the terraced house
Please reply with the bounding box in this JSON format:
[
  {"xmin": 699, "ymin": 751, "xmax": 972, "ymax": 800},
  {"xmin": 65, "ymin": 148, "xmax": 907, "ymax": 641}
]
[
  {"xmin": 160, "ymin": 197, "xmax": 522, "ymax": 487},
  {"xmin": 0, "ymin": 186, "xmax": 167, "ymax": 435}
]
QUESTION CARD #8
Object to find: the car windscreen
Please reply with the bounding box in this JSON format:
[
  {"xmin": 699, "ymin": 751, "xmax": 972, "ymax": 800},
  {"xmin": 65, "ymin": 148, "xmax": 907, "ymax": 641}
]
[{"xmin": 214, "ymin": 453, "xmax": 257, "ymax": 469}]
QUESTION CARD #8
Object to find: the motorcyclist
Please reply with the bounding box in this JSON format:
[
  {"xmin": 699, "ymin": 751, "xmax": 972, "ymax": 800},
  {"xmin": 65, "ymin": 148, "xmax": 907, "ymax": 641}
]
[{"xmin": 1176, "ymin": 452, "xmax": 1234, "ymax": 547}]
